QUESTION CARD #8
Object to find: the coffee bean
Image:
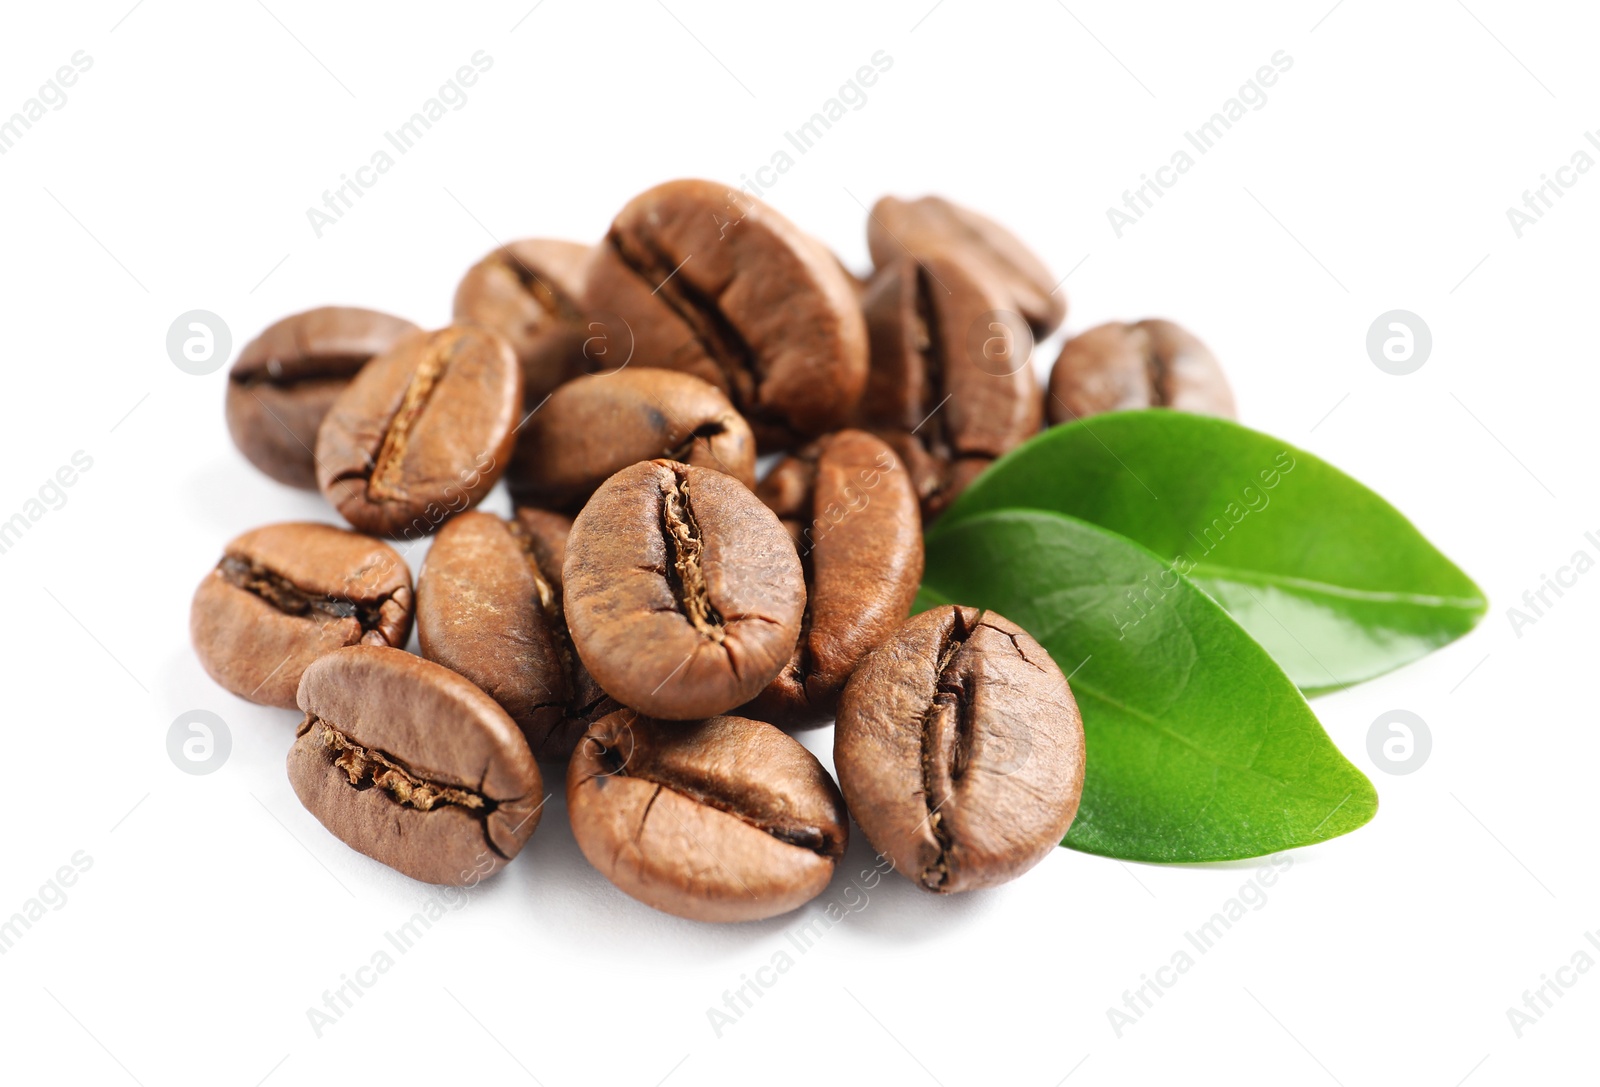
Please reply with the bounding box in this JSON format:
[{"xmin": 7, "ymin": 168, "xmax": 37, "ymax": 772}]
[
  {"xmin": 226, "ymin": 307, "xmax": 419, "ymax": 489},
  {"xmin": 416, "ymin": 510, "xmax": 615, "ymax": 761},
  {"xmin": 289, "ymin": 645, "xmax": 544, "ymax": 885},
  {"xmin": 563, "ymin": 460, "xmax": 804, "ymax": 720},
  {"xmin": 743, "ymin": 430, "xmax": 923, "ymax": 725},
  {"xmin": 1046, "ymin": 319, "xmax": 1235, "ymax": 424},
  {"xmin": 860, "ymin": 253, "xmax": 1041, "ymax": 519},
  {"xmin": 316, "ymin": 324, "xmax": 521, "ymax": 538},
  {"xmin": 508, "ymin": 369, "xmax": 756, "ymax": 511},
  {"xmin": 583, "ymin": 179, "xmax": 868, "ymax": 447},
  {"xmin": 835, "ymin": 605, "xmax": 1085, "ymax": 893},
  {"xmin": 190, "ymin": 522, "xmax": 413, "ymax": 708},
  {"xmin": 868, "ymin": 194, "xmax": 1065, "ymax": 335},
  {"xmin": 452, "ymin": 239, "xmax": 598, "ymax": 408},
  {"xmin": 567, "ymin": 711, "xmax": 847, "ymax": 921}
]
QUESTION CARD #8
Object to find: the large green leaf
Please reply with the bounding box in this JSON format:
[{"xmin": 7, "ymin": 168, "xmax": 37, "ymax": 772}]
[
  {"xmin": 920, "ymin": 510, "xmax": 1378, "ymax": 863},
  {"xmin": 934, "ymin": 411, "xmax": 1487, "ymax": 695}
]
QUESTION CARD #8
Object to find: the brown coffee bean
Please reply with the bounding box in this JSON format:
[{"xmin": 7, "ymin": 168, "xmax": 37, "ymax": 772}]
[
  {"xmin": 190, "ymin": 522, "xmax": 412, "ymax": 708},
  {"xmin": 567, "ymin": 711, "xmax": 847, "ymax": 922},
  {"xmin": 835, "ymin": 606, "xmax": 1086, "ymax": 893},
  {"xmin": 563, "ymin": 460, "xmax": 804, "ymax": 720},
  {"xmin": 868, "ymin": 194, "xmax": 1065, "ymax": 335},
  {"xmin": 508, "ymin": 369, "xmax": 756, "ymax": 511},
  {"xmin": 316, "ymin": 325, "xmax": 521, "ymax": 538},
  {"xmin": 583, "ymin": 179, "xmax": 868, "ymax": 447},
  {"xmin": 859, "ymin": 253, "xmax": 1040, "ymax": 519},
  {"xmin": 289, "ymin": 645, "xmax": 544, "ymax": 886},
  {"xmin": 451, "ymin": 239, "xmax": 599, "ymax": 408},
  {"xmin": 1047, "ymin": 319, "xmax": 1235, "ymax": 424},
  {"xmin": 226, "ymin": 307, "xmax": 419, "ymax": 489},
  {"xmin": 416, "ymin": 510, "xmax": 615, "ymax": 761},
  {"xmin": 743, "ymin": 430, "xmax": 923, "ymax": 725}
]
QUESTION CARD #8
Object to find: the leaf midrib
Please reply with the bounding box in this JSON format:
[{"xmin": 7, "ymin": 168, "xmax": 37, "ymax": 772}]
[{"xmin": 1184, "ymin": 561, "xmax": 1485, "ymax": 610}]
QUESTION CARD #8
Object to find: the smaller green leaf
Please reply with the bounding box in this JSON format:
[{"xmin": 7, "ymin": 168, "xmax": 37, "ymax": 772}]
[
  {"xmin": 934, "ymin": 412, "xmax": 1487, "ymax": 695},
  {"xmin": 921, "ymin": 509, "xmax": 1378, "ymax": 863}
]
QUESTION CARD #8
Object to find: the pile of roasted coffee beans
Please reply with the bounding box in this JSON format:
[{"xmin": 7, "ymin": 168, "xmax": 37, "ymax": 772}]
[{"xmin": 194, "ymin": 179, "xmax": 1235, "ymax": 921}]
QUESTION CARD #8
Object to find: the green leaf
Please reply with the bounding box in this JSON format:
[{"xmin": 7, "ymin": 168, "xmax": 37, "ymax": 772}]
[
  {"xmin": 935, "ymin": 411, "xmax": 1487, "ymax": 695},
  {"xmin": 921, "ymin": 509, "xmax": 1378, "ymax": 863}
]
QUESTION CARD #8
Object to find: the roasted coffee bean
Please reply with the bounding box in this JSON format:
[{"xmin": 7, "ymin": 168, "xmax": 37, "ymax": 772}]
[
  {"xmin": 1047, "ymin": 318, "xmax": 1235, "ymax": 424},
  {"xmin": 583, "ymin": 179, "xmax": 867, "ymax": 447},
  {"xmin": 835, "ymin": 606, "xmax": 1085, "ymax": 893},
  {"xmin": 289, "ymin": 646, "xmax": 543, "ymax": 885},
  {"xmin": 226, "ymin": 307, "xmax": 419, "ymax": 489},
  {"xmin": 508, "ymin": 369, "xmax": 756, "ymax": 511},
  {"xmin": 452, "ymin": 239, "xmax": 598, "ymax": 408},
  {"xmin": 567, "ymin": 711, "xmax": 847, "ymax": 921},
  {"xmin": 563, "ymin": 460, "xmax": 804, "ymax": 720},
  {"xmin": 190, "ymin": 522, "xmax": 412, "ymax": 709},
  {"xmin": 743, "ymin": 430, "xmax": 923, "ymax": 725},
  {"xmin": 316, "ymin": 324, "xmax": 521, "ymax": 538},
  {"xmin": 867, "ymin": 194, "xmax": 1065, "ymax": 335},
  {"xmin": 416, "ymin": 510, "xmax": 615, "ymax": 761},
  {"xmin": 859, "ymin": 253, "xmax": 1040, "ymax": 519}
]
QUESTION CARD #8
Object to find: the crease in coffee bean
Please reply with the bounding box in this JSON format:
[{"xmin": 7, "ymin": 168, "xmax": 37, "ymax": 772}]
[
  {"xmin": 584, "ymin": 735, "xmax": 841, "ymax": 858},
  {"xmin": 912, "ymin": 263, "xmax": 948, "ymax": 452},
  {"xmin": 1135, "ymin": 325, "xmax": 1171, "ymax": 405},
  {"xmin": 235, "ymin": 354, "xmax": 369, "ymax": 388},
  {"xmin": 368, "ymin": 333, "xmax": 457, "ymax": 501},
  {"xmin": 217, "ymin": 554, "xmax": 396, "ymax": 634},
  {"xmin": 918, "ymin": 607, "xmax": 986, "ymax": 890},
  {"xmin": 494, "ymin": 252, "xmax": 580, "ymax": 324},
  {"xmin": 661, "ymin": 472, "xmax": 725, "ymax": 642},
  {"xmin": 306, "ymin": 717, "xmax": 492, "ymax": 814},
  {"xmin": 666, "ymin": 419, "xmax": 729, "ymax": 463},
  {"xmin": 605, "ymin": 229, "xmax": 758, "ymax": 411}
]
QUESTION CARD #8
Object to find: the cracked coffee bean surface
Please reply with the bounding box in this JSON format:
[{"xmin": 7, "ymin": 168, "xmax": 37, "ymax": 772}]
[
  {"xmin": 226, "ymin": 307, "xmax": 420, "ymax": 489},
  {"xmin": 508, "ymin": 368, "xmax": 756, "ymax": 511},
  {"xmin": 583, "ymin": 179, "xmax": 867, "ymax": 447},
  {"xmin": 567, "ymin": 711, "xmax": 847, "ymax": 922},
  {"xmin": 867, "ymin": 194, "xmax": 1065, "ymax": 336},
  {"xmin": 289, "ymin": 645, "xmax": 544, "ymax": 886},
  {"xmin": 451, "ymin": 238, "xmax": 596, "ymax": 409},
  {"xmin": 315, "ymin": 324, "xmax": 521, "ymax": 538},
  {"xmin": 835, "ymin": 605, "xmax": 1085, "ymax": 894},
  {"xmin": 742, "ymin": 429, "xmax": 923, "ymax": 726},
  {"xmin": 416, "ymin": 510, "xmax": 615, "ymax": 762},
  {"xmin": 189, "ymin": 521, "xmax": 413, "ymax": 708},
  {"xmin": 1047, "ymin": 318, "xmax": 1235, "ymax": 423},
  {"xmin": 562, "ymin": 460, "xmax": 804, "ymax": 720}
]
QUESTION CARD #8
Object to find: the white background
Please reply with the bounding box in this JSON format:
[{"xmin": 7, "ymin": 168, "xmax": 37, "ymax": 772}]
[{"xmin": 0, "ymin": 1, "xmax": 1594, "ymax": 1084}]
